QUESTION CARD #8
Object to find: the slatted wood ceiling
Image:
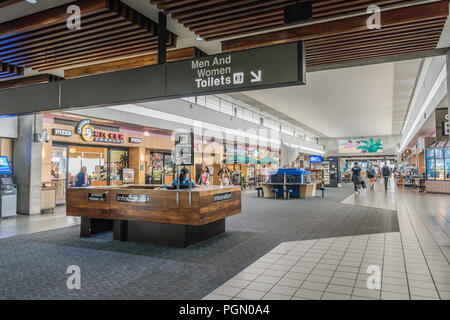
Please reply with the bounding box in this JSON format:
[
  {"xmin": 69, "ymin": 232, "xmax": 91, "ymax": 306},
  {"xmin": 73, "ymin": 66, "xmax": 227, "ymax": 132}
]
[
  {"xmin": 0, "ymin": 61, "xmax": 24, "ymax": 80},
  {"xmin": 0, "ymin": 0, "xmax": 176, "ymax": 74},
  {"xmin": 150, "ymin": 0, "xmax": 420, "ymax": 40},
  {"xmin": 219, "ymin": 1, "xmax": 448, "ymax": 67},
  {"xmin": 152, "ymin": 0, "xmax": 447, "ymax": 67}
]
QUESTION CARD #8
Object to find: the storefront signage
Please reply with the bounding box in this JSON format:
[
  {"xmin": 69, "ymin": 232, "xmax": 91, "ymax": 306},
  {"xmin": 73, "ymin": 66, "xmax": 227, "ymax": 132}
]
[
  {"xmin": 129, "ymin": 137, "xmax": 142, "ymax": 143},
  {"xmin": 444, "ymin": 114, "xmax": 449, "ymax": 136},
  {"xmin": 88, "ymin": 193, "xmax": 106, "ymax": 202},
  {"xmin": 213, "ymin": 192, "xmax": 231, "ymax": 202},
  {"xmin": 435, "ymin": 109, "xmax": 448, "ymax": 140},
  {"xmin": 76, "ymin": 119, "xmax": 124, "ymax": 143},
  {"xmin": 52, "ymin": 128, "xmax": 72, "ymax": 137},
  {"xmin": 116, "ymin": 194, "xmax": 149, "ymax": 203},
  {"xmin": 309, "ymin": 155, "xmax": 323, "ymax": 163}
]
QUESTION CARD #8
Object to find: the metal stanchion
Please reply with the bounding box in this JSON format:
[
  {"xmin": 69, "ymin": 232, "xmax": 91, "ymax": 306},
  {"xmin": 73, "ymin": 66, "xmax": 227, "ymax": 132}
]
[
  {"xmin": 176, "ymin": 166, "xmax": 180, "ymax": 206},
  {"xmin": 188, "ymin": 165, "xmax": 192, "ymax": 206}
]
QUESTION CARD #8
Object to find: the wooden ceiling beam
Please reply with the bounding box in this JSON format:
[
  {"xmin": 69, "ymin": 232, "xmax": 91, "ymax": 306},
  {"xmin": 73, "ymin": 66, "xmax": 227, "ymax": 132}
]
[
  {"xmin": 1, "ymin": 24, "xmax": 144, "ymax": 61},
  {"xmin": 306, "ymin": 37, "xmax": 440, "ymax": 60},
  {"xmin": 0, "ymin": 0, "xmax": 24, "ymax": 8},
  {"xmin": 305, "ymin": 18, "xmax": 446, "ymax": 46},
  {"xmin": 64, "ymin": 46, "xmax": 205, "ymax": 78},
  {"xmin": 0, "ymin": 74, "xmax": 63, "ymax": 90},
  {"xmin": 307, "ymin": 45, "xmax": 437, "ymax": 66},
  {"xmin": 171, "ymin": 0, "xmax": 258, "ymax": 20},
  {"xmin": 179, "ymin": 0, "xmax": 286, "ymax": 24},
  {"xmin": 37, "ymin": 45, "xmax": 164, "ymax": 71},
  {"xmin": 221, "ymin": 0, "xmax": 448, "ymax": 52},
  {"xmin": 18, "ymin": 34, "xmax": 158, "ymax": 66},
  {"xmin": 1, "ymin": 19, "xmax": 136, "ymax": 60},
  {"xmin": 35, "ymin": 34, "xmax": 176, "ymax": 71},
  {"xmin": 0, "ymin": 0, "xmax": 109, "ymax": 37},
  {"xmin": 0, "ymin": 0, "xmax": 177, "ymax": 71}
]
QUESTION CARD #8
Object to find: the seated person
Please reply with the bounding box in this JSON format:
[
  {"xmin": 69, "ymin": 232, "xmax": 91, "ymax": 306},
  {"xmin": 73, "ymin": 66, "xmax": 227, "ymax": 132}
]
[{"xmin": 166, "ymin": 168, "xmax": 197, "ymax": 189}]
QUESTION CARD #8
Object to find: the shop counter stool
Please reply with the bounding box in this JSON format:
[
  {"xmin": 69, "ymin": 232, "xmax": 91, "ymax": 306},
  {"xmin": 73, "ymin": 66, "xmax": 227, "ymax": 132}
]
[
  {"xmin": 255, "ymin": 186, "xmax": 263, "ymax": 197},
  {"xmin": 270, "ymin": 188, "xmax": 281, "ymax": 199},
  {"xmin": 284, "ymin": 189, "xmax": 294, "ymax": 199},
  {"xmin": 320, "ymin": 187, "xmax": 326, "ymax": 198}
]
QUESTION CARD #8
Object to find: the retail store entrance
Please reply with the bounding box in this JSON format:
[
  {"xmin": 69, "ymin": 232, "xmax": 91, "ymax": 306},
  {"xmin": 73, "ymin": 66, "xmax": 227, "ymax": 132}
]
[{"xmin": 51, "ymin": 144, "xmax": 128, "ymax": 205}]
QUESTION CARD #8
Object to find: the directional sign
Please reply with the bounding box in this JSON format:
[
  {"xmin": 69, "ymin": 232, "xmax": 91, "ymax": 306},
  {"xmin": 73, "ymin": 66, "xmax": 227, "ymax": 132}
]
[
  {"xmin": 250, "ymin": 71, "xmax": 262, "ymax": 83},
  {"xmin": 0, "ymin": 42, "xmax": 305, "ymax": 116},
  {"xmin": 166, "ymin": 41, "xmax": 305, "ymax": 96}
]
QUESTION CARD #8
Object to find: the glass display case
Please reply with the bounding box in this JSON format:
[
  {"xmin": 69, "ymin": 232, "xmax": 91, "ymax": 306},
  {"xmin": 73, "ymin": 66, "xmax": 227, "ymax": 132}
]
[{"xmin": 426, "ymin": 141, "xmax": 449, "ymax": 181}]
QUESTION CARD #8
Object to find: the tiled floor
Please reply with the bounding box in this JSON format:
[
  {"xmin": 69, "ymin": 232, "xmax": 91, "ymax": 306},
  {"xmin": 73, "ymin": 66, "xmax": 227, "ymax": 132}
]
[
  {"xmin": 204, "ymin": 180, "xmax": 450, "ymax": 300},
  {"xmin": 0, "ymin": 206, "xmax": 79, "ymax": 239}
]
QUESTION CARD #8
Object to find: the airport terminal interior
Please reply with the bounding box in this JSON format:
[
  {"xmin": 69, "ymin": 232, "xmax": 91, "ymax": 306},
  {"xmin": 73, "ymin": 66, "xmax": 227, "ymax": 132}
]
[{"xmin": 0, "ymin": 0, "xmax": 449, "ymax": 301}]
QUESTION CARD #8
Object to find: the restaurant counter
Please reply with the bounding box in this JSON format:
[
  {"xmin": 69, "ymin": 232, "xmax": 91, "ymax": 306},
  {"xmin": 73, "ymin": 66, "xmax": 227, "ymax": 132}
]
[{"xmin": 66, "ymin": 184, "xmax": 241, "ymax": 247}]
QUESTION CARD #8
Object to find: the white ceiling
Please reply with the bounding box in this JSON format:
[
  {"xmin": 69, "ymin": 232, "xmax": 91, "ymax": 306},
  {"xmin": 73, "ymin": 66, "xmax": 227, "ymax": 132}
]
[{"xmin": 242, "ymin": 59, "xmax": 422, "ymax": 138}]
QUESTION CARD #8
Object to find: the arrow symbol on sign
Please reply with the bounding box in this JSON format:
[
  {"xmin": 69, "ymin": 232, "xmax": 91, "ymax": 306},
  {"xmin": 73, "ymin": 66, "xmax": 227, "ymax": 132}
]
[{"xmin": 250, "ymin": 70, "xmax": 262, "ymax": 82}]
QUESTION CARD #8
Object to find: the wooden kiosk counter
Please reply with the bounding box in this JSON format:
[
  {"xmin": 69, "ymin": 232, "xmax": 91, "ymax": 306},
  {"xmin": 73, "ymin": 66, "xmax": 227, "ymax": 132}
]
[{"xmin": 66, "ymin": 185, "xmax": 241, "ymax": 247}]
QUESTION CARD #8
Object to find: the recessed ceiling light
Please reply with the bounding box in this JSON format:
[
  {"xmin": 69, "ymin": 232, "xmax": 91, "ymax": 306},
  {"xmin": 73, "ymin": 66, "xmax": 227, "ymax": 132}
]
[
  {"xmin": 26, "ymin": 0, "xmax": 38, "ymax": 3},
  {"xmin": 195, "ymin": 36, "xmax": 204, "ymax": 41}
]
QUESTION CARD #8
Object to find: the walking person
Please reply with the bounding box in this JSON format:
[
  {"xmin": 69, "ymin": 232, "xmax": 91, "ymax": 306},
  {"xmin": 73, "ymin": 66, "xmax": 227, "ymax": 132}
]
[
  {"xmin": 367, "ymin": 164, "xmax": 376, "ymax": 189},
  {"xmin": 382, "ymin": 163, "xmax": 391, "ymax": 191},
  {"xmin": 349, "ymin": 163, "xmax": 362, "ymax": 193}
]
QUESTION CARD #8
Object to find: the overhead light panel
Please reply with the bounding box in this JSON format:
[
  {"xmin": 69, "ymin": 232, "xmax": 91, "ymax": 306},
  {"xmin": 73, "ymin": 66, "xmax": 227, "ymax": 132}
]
[
  {"xmin": 26, "ymin": 0, "xmax": 38, "ymax": 4},
  {"xmin": 284, "ymin": 1, "xmax": 313, "ymax": 25}
]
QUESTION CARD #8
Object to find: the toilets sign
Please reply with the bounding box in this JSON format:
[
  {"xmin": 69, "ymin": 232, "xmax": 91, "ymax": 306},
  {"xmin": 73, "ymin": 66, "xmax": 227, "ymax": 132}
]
[
  {"xmin": 0, "ymin": 42, "xmax": 305, "ymax": 115},
  {"xmin": 166, "ymin": 41, "xmax": 305, "ymax": 96}
]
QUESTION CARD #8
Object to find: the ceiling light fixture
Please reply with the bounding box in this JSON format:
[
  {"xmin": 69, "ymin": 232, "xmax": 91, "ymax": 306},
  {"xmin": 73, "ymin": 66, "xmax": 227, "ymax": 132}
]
[
  {"xmin": 195, "ymin": 36, "xmax": 204, "ymax": 41},
  {"xmin": 26, "ymin": 0, "xmax": 38, "ymax": 4}
]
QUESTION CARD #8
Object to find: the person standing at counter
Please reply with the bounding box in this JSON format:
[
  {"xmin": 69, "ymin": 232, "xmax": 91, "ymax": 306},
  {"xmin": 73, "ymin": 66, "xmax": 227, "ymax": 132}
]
[
  {"xmin": 168, "ymin": 168, "xmax": 197, "ymax": 189},
  {"xmin": 219, "ymin": 167, "xmax": 232, "ymax": 186},
  {"xmin": 197, "ymin": 166, "xmax": 210, "ymax": 186},
  {"xmin": 75, "ymin": 166, "xmax": 89, "ymax": 187}
]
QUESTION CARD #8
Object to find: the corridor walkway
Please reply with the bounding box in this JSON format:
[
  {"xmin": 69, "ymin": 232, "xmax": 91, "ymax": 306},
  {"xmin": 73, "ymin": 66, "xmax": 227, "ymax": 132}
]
[{"xmin": 204, "ymin": 180, "xmax": 450, "ymax": 300}]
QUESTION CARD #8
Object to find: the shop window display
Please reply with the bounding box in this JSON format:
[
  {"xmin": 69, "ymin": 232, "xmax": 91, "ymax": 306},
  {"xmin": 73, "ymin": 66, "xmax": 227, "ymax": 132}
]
[{"xmin": 426, "ymin": 142, "xmax": 449, "ymax": 181}]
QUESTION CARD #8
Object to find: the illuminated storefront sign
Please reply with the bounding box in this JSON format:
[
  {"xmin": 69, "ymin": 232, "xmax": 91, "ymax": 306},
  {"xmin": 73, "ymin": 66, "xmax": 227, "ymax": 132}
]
[
  {"xmin": 76, "ymin": 119, "xmax": 124, "ymax": 143},
  {"xmin": 52, "ymin": 128, "xmax": 72, "ymax": 137}
]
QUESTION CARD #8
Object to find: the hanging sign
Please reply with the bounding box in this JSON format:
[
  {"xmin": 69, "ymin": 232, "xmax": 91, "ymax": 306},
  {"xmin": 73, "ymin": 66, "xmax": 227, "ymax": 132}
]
[
  {"xmin": 0, "ymin": 42, "xmax": 306, "ymax": 115},
  {"xmin": 166, "ymin": 42, "xmax": 305, "ymax": 96}
]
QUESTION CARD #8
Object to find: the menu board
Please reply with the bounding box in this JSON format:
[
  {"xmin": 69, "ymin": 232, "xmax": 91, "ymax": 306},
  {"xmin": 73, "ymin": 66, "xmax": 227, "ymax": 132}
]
[{"xmin": 122, "ymin": 168, "xmax": 135, "ymax": 184}]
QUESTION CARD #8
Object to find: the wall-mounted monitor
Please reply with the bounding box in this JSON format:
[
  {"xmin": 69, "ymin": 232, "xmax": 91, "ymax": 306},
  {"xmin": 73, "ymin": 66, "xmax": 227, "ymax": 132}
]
[
  {"xmin": 309, "ymin": 155, "xmax": 323, "ymax": 163},
  {"xmin": 0, "ymin": 156, "xmax": 12, "ymax": 175}
]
